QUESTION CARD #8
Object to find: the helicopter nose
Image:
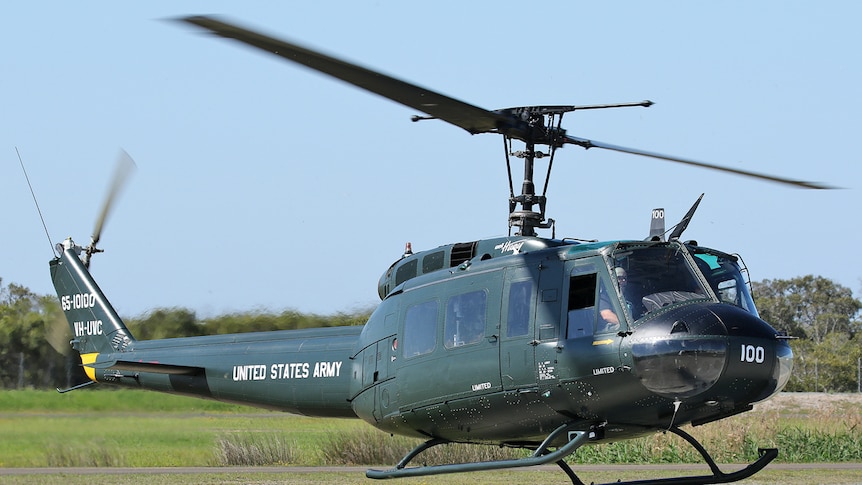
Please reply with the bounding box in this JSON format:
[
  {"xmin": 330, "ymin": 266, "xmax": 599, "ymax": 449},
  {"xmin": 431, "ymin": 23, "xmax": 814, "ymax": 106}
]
[{"xmin": 628, "ymin": 303, "xmax": 791, "ymax": 402}]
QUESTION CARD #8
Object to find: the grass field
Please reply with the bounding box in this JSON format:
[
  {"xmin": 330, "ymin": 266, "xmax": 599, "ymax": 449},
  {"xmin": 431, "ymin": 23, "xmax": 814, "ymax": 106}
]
[
  {"xmin": 0, "ymin": 389, "xmax": 860, "ymax": 481},
  {"xmin": 0, "ymin": 390, "xmax": 368, "ymax": 467}
]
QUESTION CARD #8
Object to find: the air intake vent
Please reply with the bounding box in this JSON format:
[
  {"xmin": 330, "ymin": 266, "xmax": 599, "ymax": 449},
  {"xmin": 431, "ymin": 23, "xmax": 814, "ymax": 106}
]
[{"xmin": 450, "ymin": 242, "xmax": 477, "ymax": 267}]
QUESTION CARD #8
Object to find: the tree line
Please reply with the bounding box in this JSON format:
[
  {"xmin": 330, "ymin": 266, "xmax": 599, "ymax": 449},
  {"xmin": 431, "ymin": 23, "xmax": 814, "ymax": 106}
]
[
  {"xmin": 753, "ymin": 275, "xmax": 861, "ymax": 392},
  {"xmin": 0, "ymin": 279, "xmax": 371, "ymax": 391},
  {"xmin": 1, "ymin": 275, "xmax": 860, "ymax": 392}
]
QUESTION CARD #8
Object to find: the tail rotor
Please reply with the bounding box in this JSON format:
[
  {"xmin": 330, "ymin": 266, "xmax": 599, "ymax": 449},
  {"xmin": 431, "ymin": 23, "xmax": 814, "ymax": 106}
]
[{"xmin": 82, "ymin": 149, "xmax": 136, "ymax": 267}]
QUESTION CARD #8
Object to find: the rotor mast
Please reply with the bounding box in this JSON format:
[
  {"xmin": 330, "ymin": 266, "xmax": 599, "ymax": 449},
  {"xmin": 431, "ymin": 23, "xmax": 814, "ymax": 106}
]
[
  {"xmin": 508, "ymin": 138, "xmax": 551, "ymax": 237},
  {"xmin": 504, "ymin": 102, "xmax": 652, "ymax": 237}
]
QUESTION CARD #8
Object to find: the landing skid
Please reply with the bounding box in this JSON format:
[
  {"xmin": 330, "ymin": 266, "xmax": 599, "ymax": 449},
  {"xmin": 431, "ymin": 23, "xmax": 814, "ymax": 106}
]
[
  {"xmin": 591, "ymin": 427, "xmax": 777, "ymax": 485},
  {"xmin": 366, "ymin": 422, "xmax": 589, "ymax": 479},
  {"xmin": 366, "ymin": 425, "xmax": 777, "ymax": 485}
]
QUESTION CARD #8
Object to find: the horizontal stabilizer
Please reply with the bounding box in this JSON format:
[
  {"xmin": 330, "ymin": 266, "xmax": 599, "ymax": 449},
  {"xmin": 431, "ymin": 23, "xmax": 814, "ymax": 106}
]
[{"xmin": 87, "ymin": 360, "xmax": 205, "ymax": 376}]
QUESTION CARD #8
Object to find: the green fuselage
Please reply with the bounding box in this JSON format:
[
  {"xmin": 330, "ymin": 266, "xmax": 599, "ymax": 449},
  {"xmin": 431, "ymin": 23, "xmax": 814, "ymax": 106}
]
[{"xmin": 51, "ymin": 236, "xmax": 791, "ymax": 447}]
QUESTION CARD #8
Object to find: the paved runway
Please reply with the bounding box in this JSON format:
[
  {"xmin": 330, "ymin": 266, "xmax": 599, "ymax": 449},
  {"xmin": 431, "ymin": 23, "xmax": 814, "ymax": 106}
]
[{"xmin": 3, "ymin": 463, "xmax": 861, "ymax": 475}]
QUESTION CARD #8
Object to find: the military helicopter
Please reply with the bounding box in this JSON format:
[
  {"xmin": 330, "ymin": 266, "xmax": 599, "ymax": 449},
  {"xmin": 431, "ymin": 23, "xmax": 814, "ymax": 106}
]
[{"xmin": 49, "ymin": 16, "xmax": 829, "ymax": 485}]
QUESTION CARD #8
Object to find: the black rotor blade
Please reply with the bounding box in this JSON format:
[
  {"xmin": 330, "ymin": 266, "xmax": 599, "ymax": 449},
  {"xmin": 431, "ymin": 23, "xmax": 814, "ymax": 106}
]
[
  {"xmin": 92, "ymin": 149, "xmax": 136, "ymax": 247},
  {"xmin": 564, "ymin": 135, "xmax": 833, "ymax": 189},
  {"xmin": 181, "ymin": 15, "xmax": 834, "ymax": 191},
  {"xmin": 180, "ymin": 15, "xmax": 517, "ymax": 136}
]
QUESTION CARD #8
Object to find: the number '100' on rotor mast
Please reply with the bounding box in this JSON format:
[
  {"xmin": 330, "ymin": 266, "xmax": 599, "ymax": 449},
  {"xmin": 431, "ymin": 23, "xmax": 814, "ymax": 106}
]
[{"xmin": 48, "ymin": 15, "xmax": 830, "ymax": 485}]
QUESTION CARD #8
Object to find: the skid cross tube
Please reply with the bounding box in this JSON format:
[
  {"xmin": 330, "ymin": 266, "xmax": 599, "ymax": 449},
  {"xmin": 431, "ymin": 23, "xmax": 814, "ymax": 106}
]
[{"xmin": 366, "ymin": 423, "xmax": 589, "ymax": 479}]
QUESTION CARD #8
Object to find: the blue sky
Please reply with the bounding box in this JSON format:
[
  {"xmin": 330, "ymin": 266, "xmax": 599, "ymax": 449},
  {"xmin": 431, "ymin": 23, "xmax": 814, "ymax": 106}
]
[{"xmin": 2, "ymin": 1, "xmax": 858, "ymax": 318}]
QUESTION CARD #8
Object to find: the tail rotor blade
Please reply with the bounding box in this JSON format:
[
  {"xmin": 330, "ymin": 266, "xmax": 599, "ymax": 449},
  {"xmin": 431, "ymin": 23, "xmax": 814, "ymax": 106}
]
[
  {"xmin": 84, "ymin": 149, "xmax": 136, "ymax": 267},
  {"xmin": 91, "ymin": 149, "xmax": 136, "ymax": 248},
  {"xmin": 46, "ymin": 309, "xmax": 72, "ymax": 356}
]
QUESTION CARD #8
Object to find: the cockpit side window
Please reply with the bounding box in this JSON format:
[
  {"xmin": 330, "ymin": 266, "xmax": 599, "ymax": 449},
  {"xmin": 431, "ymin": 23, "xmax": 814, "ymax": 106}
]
[
  {"xmin": 567, "ymin": 272, "xmax": 598, "ymax": 338},
  {"xmin": 566, "ymin": 263, "xmax": 624, "ymax": 338},
  {"xmin": 692, "ymin": 248, "xmax": 759, "ymax": 316}
]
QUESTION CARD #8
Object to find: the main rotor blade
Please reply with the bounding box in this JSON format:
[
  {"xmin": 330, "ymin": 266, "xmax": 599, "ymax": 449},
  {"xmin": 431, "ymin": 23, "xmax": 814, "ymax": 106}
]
[
  {"xmin": 92, "ymin": 149, "xmax": 136, "ymax": 246},
  {"xmin": 564, "ymin": 135, "xmax": 833, "ymax": 189},
  {"xmin": 181, "ymin": 16, "xmax": 834, "ymax": 191},
  {"xmin": 180, "ymin": 16, "xmax": 516, "ymax": 136}
]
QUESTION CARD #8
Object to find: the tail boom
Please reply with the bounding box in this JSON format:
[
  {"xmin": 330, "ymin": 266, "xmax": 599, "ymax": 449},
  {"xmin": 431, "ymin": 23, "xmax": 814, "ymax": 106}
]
[{"xmin": 50, "ymin": 237, "xmax": 362, "ymax": 418}]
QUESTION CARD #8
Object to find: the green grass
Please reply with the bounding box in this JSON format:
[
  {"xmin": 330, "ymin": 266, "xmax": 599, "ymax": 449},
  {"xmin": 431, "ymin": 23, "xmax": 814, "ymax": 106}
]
[
  {"xmin": 0, "ymin": 390, "xmax": 860, "ymax": 468},
  {"xmin": 0, "ymin": 389, "xmax": 369, "ymax": 467},
  {"xmin": 0, "ymin": 388, "xmax": 257, "ymax": 413}
]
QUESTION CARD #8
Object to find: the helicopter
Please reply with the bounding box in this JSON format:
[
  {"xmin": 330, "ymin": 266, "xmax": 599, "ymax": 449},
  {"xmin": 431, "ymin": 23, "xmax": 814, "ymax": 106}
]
[{"xmin": 48, "ymin": 15, "xmax": 830, "ymax": 485}]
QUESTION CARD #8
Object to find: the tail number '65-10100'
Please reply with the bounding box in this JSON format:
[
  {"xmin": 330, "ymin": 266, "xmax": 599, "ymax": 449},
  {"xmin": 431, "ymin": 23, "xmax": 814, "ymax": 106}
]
[
  {"xmin": 61, "ymin": 293, "xmax": 96, "ymax": 311},
  {"xmin": 740, "ymin": 344, "xmax": 765, "ymax": 364}
]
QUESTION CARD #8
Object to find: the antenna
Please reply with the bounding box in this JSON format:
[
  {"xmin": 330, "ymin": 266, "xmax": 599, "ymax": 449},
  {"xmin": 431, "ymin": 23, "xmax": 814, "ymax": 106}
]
[
  {"xmin": 16, "ymin": 147, "xmax": 56, "ymax": 257},
  {"xmin": 668, "ymin": 193, "xmax": 704, "ymax": 241}
]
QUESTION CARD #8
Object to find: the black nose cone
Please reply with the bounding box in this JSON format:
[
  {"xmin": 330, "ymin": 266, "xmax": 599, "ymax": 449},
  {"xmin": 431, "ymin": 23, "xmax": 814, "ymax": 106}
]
[
  {"xmin": 629, "ymin": 303, "xmax": 791, "ymax": 402},
  {"xmin": 629, "ymin": 304, "xmax": 730, "ymax": 399}
]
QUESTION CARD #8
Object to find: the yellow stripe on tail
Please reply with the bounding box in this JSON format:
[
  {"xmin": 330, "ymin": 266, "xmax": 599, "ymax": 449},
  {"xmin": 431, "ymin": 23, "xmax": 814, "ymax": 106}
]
[{"xmin": 80, "ymin": 353, "xmax": 99, "ymax": 382}]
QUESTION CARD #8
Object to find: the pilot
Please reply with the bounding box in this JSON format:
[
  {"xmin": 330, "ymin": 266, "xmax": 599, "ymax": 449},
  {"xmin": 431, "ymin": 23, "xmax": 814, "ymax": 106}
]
[{"xmin": 599, "ymin": 267, "xmax": 629, "ymax": 331}]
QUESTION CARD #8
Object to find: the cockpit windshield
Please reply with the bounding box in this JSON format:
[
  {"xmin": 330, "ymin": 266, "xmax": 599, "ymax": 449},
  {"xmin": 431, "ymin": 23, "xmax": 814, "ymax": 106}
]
[
  {"xmin": 690, "ymin": 246, "xmax": 759, "ymax": 317},
  {"xmin": 608, "ymin": 243, "xmax": 710, "ymax": 323}
]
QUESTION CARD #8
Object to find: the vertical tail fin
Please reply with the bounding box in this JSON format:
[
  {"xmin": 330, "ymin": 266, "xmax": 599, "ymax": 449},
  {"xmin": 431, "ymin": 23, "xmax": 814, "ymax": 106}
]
[{"xmin": 50, "ymin": 238, "xmax": 135, "ymax": 355}]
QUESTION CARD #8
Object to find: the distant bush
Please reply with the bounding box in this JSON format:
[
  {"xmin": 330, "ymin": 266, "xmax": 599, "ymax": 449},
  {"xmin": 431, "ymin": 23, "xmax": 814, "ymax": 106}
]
[
  {"xmin": 320, "ymin": 427, "xmax": 527, "ymax": 466},
  {"xmin": 214, "ymin": 433, "xmax": 299, "ymax": 466},
  {"xmin": 45, "ymin": 440, "xmax": 124, "ymax": 467},
  {"xmin": 124, "ymin": 307, "xmax": 373, "ymax": 340}
]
